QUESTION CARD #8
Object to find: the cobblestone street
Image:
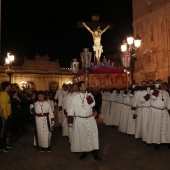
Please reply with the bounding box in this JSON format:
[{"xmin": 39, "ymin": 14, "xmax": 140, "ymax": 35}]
[{"xmin": 0, "ymin": 120, "xmax": 170, "ymax": 170}]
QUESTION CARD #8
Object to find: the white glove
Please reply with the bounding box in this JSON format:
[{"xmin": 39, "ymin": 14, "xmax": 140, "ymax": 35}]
[
  {"xmin": 132, "ymin": 85, "xmax": 136, "ymax": 89},
  {"xmin": 131, "ymin": 110, "xmax": 135, "ymax": 114},
  {"xmin": 147, "ymin": 87, "xmax": 150, "ymax": 94},
  {"xmin": 51, "ymin": 121, "xmax": 54, "ymax": 127},
  {"xmin": 30, "ymin": 104, "xmax": 34, "ymax": 114},
  {"xmin": 68, "ymin": 123, "xmax": 73, "ymax": 127},
  {"xmin": 30, "ymin": 104, "xmax": 34, "ymax": 110}
]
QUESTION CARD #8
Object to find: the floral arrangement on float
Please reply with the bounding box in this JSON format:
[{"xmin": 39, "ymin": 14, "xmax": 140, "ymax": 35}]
[
  {"xmin": 75, "ymin": 56, "xmax": 123, "ymax": 76},
  {"xmin": 91, "ymin": 67, "xmax": 123, "ymax": 74}
]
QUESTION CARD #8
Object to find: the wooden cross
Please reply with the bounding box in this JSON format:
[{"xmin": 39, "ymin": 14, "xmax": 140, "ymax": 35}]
[
  {"xmin": 77, "ymin": 14, "xmax": 113, "ymax": 63},
  {"xmin": 77, "ymin": 14, "xmax": 113, "ymax": 30}
]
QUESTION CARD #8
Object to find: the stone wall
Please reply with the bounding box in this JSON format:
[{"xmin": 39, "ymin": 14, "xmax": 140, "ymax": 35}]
[{"xmin": 132, "ymin": 0, "xmax": 170, "ymax": 84}]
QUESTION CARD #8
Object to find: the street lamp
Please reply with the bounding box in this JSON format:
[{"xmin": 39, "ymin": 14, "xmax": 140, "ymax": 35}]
[
  {"xmin": 120, "ymin": 34, "xmax": 141, "ymax": 84},
  {"xmin": 5, "ymin": 52, "xmax": 15, "ymax": 83}
]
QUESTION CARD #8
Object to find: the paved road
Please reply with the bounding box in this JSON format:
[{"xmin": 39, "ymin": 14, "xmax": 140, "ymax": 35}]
[{"xmin": 0, "ymin": 121, "xmax": 170, "ymax": 170}]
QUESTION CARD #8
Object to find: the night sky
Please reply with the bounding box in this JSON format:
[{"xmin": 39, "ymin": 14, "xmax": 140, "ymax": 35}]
[{"xmin": 1, "ymin": 0, "xmax": 133, "ymax": 67}]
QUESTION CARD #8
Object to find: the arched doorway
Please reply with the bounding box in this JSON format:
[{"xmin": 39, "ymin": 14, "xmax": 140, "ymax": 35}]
[
  {"xmin": 27, "ymin": 81, "xmax": 36, "ymax": 90},
  {"xmin": 49, "ymin": 81, "xmax": 58, "ymax": 91}
]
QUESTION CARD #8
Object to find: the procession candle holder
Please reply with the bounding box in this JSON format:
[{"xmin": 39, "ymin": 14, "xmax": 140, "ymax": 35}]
[
  {"xmin": 80, "ymin": 48, "xmax": 92, "ymax": 86},
  {"xmin": 80, "ymin": 48, "xmax": 92, "ymax": 74}
]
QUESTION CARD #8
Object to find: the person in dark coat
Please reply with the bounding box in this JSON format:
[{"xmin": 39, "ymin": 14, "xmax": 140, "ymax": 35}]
[
  {"xmin": 94, "ymin": 89, "xmax": 102, "ymax": 119},
  {"xmin": 9, "ymin": 91, "xmax": 22, "ymax": 134}
]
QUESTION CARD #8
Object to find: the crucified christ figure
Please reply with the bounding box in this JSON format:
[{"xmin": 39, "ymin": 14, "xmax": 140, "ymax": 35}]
[{"xmin": 82, "ymin": 22, "xmax": 110, "ymax": 63}]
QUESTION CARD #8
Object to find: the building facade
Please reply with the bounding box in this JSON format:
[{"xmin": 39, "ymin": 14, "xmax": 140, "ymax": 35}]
[
  {"xmin": 132, "ymin": 0, "xmax": 170, "ymax": 83},
  {"xmin": 0, "ymin": 55, "xmax": 74, "ymax": 90}
]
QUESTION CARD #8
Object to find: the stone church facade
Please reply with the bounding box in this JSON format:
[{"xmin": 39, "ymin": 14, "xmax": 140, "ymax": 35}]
[
  {"xmin": 132, "ymin": 0, "xmax": 170, "ymax": 84},
  {"xmin": 0, "ymin": 55, "xmax": 73, "ymax": 90}
]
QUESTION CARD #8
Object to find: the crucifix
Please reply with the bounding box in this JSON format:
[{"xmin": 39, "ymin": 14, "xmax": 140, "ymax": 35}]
[{"xmin": 77, "ymin": 14, "xmax": 113, "ymax": 63}]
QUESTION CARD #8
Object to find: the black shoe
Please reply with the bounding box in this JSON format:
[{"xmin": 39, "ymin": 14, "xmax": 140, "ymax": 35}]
[
  {"xmin": 168, "ymin": 144, "xmax": 170, "ymax": 149},
  {"xmin": 94, "ymin": 155, "xmax": 101, "ymax": 160},
  {"xmin": 0, "ymin": 147, "xmax": 5, "ymax": 152},
  {"xmin": 80, "ymin": 153, "xmax": 87, "ymax": 160},
  {"xmin": 0, "ymin": 147, "xmax": 9, "ymax": 152},
  {"xmin": 154, "ymin": 144, "xmax": 160, "ymax": 149},
  {"xmin": 47, "ymin": 147, "xmax": 51, "ymax": 152},
  {"xmin": 4, "ymin": 148, "xmax": 9, "ymax": 153},
  {"xmin": 40, "ymin": 148, "xmax": 45, "ymax": 152},
  {"xmin": 6, "ymin": 144, "xmax": 12, "ymax": 149}
]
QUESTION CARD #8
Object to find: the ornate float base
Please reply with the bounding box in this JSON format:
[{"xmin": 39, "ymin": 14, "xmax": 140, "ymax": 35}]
[{"xmin": 73, "ymin": 73, "xmax": 127, "ymax": 89}]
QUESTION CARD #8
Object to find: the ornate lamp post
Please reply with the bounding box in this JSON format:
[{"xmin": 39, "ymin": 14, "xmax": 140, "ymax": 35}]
[
  {"xmin": 120, "ymin": 34, "xmax": 141, "ymax": 84},
  {"xmin": 80, "ymin": 48, "xmax": 92, "ymax": 73},
  {"xmin": 80, "ymin": 48, "xmax": 92, "ymax": 86},
  {"xmin": 5, "ymin": 52, "xmax": 15, "ymax": 83}
]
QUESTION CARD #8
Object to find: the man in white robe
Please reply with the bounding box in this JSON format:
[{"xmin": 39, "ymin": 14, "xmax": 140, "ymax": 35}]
[
  {"xmin": 54, "ymin": 84, "xmax": 65, "ymax": 101},
  {"xmin": 46, "ymin": 94, "xmax": 55, "ymax": 113},
  {"xmin": 34, "ymin": 91, "xmax": 54, "ymax": 152},
  {"xmin": 118, "ymin": 89, "xmax": 131, "ymax": 133},
  {"xmin": 58, "ymin": 85, "xmax": 68, "ymax": 126},
  {"xmin": 134, "ymin": 88, "xmax": 143, "ymax": 139},
  {"xmin": 62, "ymin": 84, "xmax": 71, "ymax": 136},
  {"xmin": 126, "ymin": 87, "xmax": 136, "ymax": 135},
  {"xmin": 114, "ymin": 89, "xmax": 124, "ymax": 126},
  {"xmin": 103, "ymin": 89, "xmax": 112, "ymax": 125},
  {"xmin": 139, "ymin": 86, "xmax": 152, "ymax": 142},
  {"xmin": 101, "ymin": 89, "xmax": 107, "ymax": 119},
  {"xmin": 146, "ymin": 80, "xmax": 170, "ymax": 149},
  {"xmin": 54, "ymin": 83, "xmax": 67, "ymax": 125},
  {"xmin": 67, "ymin": 81, "xmax": 101, "ymax": 160},
  {"xmin": 65, "ymin": 84, "xmax": 78, "ymax": 143},
  {"xmin": 110, "ymin": 89, "xmax": 117, "ymax": 126}
]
